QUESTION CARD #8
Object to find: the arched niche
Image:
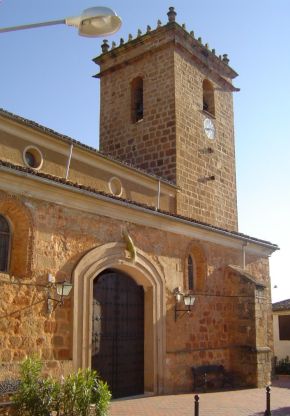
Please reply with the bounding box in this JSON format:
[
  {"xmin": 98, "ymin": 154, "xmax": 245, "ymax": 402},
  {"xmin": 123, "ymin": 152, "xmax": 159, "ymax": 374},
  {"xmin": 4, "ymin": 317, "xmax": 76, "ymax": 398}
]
[{"xmin": 0, "ymin": 193, "xmax": 34, "ymax": 277}]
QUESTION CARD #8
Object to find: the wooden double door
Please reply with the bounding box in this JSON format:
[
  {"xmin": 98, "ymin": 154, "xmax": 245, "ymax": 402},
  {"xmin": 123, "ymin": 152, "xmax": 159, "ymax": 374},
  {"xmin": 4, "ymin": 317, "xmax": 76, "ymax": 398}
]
[{"xmin": 91, "ymin": 270, "xmax": 144, "ymax": 398}]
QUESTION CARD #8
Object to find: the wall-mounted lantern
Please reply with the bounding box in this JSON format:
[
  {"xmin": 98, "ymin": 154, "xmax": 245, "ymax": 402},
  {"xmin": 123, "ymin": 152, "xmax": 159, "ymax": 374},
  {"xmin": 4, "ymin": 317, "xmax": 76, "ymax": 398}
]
[
  {"xmin": 0, "ymin": 273, "xmax": 72, "ymax": 315},
  {"xmin": 47, "ymin": 274, "xmax": 73, "ymax": 314},
  {"xmin": 173, "ymin": 287, "xmax": 195, "ymax": 321}
]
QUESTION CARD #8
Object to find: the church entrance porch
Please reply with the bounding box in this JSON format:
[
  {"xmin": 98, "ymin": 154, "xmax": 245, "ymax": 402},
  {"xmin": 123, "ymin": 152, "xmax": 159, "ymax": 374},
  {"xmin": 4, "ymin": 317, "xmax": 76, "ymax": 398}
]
[
  {"xmin": 72, "ymin": 242, "xmax": 166, "ymax": 396},
  {"xmin": 92, "ymin": 270, "xmax": 144, "ymax": 398}
]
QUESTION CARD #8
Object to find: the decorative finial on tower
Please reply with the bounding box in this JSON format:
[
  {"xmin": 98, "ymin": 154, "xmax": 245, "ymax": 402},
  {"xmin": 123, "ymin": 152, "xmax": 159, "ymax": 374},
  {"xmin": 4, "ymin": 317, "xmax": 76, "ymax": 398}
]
[
  {"xmin": 119, "ymin": 38, "xmax": 124, "ymax": 46},
  {"xmin": 147, "ymin": 25, "xmax": 151, "ymax": 33},
  {"xmin": 157, "ymin": 19, "xmax": 162, "ymax": 28},
  {"xmin": 167, "ymin": 7, "xmax": 177, "ymax": 23},
  {"xmin": 101, "ymin": 39, "xmax": 110, "ymax": 54},
  {"xmin": 198, "ymin": 37, "xmax": 202, "ymax": 43},
  {"xmin": 182, "ymin": 23, "xmax": 186, "ymax": 30},
  {"xmin": 222, "ymin": 54, "xmax": 230, "ymax": 64},
  {"xmin": 190, "ymin": 30, "xmax": 195, "ymax": 38},
  {"xmin": 128, "ymin": 33, "xmax": 133, "ymax": 41},
  {"xmin": 137, "ymin": 29, "xmax": 142, "ymax": 37},
  {"xmin": 111, "ymin": 41, "xmax": 116, "ymax": 49},
  {"xmin": 205, "ymin": 43, "xmax": 209, "ymax": 49},
  {"xmin": 212, "ymin": 48, "xmax": 216, "ymax": 55}
]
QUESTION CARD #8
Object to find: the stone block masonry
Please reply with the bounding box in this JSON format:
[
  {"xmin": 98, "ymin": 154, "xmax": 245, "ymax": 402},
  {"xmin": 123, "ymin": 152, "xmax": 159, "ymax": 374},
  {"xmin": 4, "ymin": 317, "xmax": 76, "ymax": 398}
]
[
  {"xmin": 0, "ymin": 191, "xmax": 273, "ymax": 391},
  {"xmin": 96, "ymin": 15, "xmax": 238, "ymax": 231}
]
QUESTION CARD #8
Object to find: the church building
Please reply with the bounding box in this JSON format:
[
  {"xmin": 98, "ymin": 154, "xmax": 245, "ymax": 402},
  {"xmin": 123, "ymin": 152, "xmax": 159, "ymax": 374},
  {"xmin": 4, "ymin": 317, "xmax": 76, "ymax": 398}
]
[{"xmin": 0, "ymin": 8, "xmax": 278, "ymax": 397}]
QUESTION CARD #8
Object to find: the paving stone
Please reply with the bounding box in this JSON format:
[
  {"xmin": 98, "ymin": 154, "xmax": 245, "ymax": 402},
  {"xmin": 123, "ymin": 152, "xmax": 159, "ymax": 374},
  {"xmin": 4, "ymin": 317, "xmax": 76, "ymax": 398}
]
[{"xmin": 109, "ymin": 379, "xmax": 290, "ymax": 416}]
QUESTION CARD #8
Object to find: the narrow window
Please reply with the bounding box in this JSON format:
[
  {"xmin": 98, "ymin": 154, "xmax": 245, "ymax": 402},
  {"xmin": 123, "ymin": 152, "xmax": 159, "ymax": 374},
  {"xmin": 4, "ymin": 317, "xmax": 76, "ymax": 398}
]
[
  {"xmin": 202, "ymin": 79, "xmax": 215, "ymax": 116},
  {"xmin": 278, "ymin": 315, "xmax": 290, "ymax": 340},
  {"xmin": 188, "ymin": 255, "xmax": 194, "ymax": 291},
  {"xmin": 0, "ymin": 215, "xmax": 10, "ymax": 272},
  {"xmin": 131, "ymin": 77, "xmax": 143, "ymax": 123}
]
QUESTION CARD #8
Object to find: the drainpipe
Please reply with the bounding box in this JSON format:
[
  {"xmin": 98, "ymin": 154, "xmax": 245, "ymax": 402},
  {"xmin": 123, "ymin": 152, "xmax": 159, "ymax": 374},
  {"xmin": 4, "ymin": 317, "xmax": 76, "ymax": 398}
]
[
  {"xmin": 157, "ymin": 180, "xmax": 161, "ymax": 210},
  {"xmin": 0, "ymin": 162, "xmax": 278, "ymax": 253},
  {"xmin": 65, "ymin": 144, "xmax": 74, "ymax": 180},
  {"xmin": 242, "ymin": 242, "xmax": 248, "ymax": 269}
]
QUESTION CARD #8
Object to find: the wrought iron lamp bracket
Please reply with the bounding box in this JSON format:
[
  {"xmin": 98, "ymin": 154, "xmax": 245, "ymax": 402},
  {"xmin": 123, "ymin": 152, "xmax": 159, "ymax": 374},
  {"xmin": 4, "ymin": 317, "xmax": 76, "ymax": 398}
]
[
  {"xmin": 173, "ymin": 287, "xmax": 195, "ymax": 321},
  {"xmin": 174, "ymin": 304, "xmax": 193, "ymax": 321},
  {"xmin": 46, "ymin": 278, "xmax": 73, "ymax": 314}
]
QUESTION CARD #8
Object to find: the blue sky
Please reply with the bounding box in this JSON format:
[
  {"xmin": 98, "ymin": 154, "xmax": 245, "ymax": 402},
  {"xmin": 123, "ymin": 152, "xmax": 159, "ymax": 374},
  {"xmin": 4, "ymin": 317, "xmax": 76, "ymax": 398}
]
[{"xmin": 0, "ymin": 0, "xmax": 289, "ymax": 301}]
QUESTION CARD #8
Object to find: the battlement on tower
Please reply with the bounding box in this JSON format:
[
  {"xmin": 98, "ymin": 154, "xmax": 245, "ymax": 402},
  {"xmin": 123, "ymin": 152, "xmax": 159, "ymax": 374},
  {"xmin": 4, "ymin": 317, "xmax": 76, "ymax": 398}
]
[{"xmin": 94, "ymin": 7, "xmax": 238, "ymax": 87}]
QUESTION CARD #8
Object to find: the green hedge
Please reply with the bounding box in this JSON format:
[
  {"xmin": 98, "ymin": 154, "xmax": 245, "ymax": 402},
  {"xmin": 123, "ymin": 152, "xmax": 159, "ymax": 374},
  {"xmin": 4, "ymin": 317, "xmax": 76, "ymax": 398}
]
[{"xmin": 13, "ymin": 357, "xmax": 111, "ymax": 416}]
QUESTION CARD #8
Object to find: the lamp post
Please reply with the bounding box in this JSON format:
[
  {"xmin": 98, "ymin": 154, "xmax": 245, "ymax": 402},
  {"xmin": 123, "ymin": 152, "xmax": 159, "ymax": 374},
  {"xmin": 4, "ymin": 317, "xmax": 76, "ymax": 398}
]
[{"xmin": 0, "ymin": 6, "xmax": 122, "ymax": 37}]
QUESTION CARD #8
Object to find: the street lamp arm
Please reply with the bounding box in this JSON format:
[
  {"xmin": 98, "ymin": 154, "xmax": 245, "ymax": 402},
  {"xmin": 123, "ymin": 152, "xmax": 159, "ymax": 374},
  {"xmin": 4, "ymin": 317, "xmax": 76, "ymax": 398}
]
[
  {"xmin": 0, "ymin": 6, "xmax": 122, "ymax": 37},
  {"xmin": 0, "ymin": 19, "xmax": 65, "ymax": 33}
]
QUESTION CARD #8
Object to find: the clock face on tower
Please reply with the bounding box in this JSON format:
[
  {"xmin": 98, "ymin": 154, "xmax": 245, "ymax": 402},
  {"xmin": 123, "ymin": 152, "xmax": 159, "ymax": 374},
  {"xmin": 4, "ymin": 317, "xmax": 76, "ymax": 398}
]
[{"xmin": 203, "ymin": 118, "xmax": 215, "ymax": 140}]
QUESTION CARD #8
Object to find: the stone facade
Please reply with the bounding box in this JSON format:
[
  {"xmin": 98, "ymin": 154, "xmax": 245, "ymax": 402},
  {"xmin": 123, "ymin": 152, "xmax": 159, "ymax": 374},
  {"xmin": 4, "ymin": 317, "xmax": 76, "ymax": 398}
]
[
  {"xmin": 272, "ymin": 300, "xmax": 290, "ymax": 362},
  {"xmin": 0, "ymin": 187, "xmax": 274, "ymax": 392},
  {"xmin": 0, "ymin": 7, "xmax": 277, "ymax": 398}
]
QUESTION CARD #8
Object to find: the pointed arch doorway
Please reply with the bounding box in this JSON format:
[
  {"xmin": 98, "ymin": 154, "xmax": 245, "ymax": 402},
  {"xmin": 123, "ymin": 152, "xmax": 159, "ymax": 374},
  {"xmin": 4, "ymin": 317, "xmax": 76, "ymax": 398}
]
[
  {"xmin": 72, "ymin": 242, "xmax": 166, "ymax": 396},
  {"xmin": 92, "ymin": 269, "xmax": 144, "ymax": 398}
]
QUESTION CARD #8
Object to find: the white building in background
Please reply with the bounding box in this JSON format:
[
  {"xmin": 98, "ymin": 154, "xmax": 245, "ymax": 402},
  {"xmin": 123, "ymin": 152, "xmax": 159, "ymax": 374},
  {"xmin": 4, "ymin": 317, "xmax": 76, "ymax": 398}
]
[{"xmin": 273, "ymin": 299, "xmax": 290, "ymax": 361}]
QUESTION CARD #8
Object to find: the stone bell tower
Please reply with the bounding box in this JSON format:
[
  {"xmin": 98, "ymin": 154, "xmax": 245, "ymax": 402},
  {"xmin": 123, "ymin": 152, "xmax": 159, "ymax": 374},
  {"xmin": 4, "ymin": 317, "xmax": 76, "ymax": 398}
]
[{"xmin": 94, "ymin": 8, "xmax": 239, "ymax": 231}]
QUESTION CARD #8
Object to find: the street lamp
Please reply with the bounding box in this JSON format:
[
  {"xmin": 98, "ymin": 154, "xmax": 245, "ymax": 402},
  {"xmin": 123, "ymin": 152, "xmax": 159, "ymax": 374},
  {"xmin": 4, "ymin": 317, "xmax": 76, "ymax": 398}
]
[
  {"xmin": 173, "ymin": 287, "xmax": 196, "ymax": 321},
  {"xmin": 0, "ymin": 6, "xmax": 122, "ymax": 37},
  {"xmin": 47, "ymin": 278, "xmax": 73, "ymax": 314}
]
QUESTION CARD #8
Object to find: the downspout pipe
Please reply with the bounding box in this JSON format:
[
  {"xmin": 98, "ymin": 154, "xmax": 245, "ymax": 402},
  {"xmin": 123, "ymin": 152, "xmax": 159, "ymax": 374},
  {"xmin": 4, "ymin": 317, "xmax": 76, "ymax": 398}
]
[
  {"xmin": 242, "ymin": 242, "xmax": 248, "ymax": 269},
  {"xmin": 0, "ymin": 163, "xmax": 278, "ymax": 253},
  {"xmin": 65, "ymin": 144, "xmax": 74, "ymax": 180},
  {"xmin": 157, "ymin": 180, "xmax": 161, "ymax": 210}
]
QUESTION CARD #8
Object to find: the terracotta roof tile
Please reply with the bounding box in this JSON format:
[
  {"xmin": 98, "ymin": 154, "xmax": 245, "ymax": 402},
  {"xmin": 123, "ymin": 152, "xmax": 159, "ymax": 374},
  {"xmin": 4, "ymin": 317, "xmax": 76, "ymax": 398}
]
[
  {"xmin": 0, "ymin": 108, "xmax": 176, "ymax": 187},
  {"xmin": 272, "ymin": 299, "xmax": 290, "ymax": 311},
  {"xmin": 0, "ymin": 158, "xmax": 278, "ymax": 250}
]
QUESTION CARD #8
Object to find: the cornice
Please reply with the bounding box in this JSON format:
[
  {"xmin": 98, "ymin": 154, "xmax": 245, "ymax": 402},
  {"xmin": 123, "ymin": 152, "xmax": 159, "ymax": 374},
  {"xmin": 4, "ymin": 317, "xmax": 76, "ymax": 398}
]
[
  {"xmin": 94, "ymin": 22, "xmax": 238, "ymax": 92},
  {"xmin": 0, "ymin": 165, "xmax": 278, "ymax": 257}
]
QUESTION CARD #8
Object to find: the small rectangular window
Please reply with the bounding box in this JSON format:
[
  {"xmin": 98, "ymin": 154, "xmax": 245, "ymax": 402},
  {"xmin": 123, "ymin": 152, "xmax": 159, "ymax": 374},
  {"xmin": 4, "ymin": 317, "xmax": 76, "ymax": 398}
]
[{"xmin": 278, "ymin": 315, "xmax": 290, "ymax": 340}]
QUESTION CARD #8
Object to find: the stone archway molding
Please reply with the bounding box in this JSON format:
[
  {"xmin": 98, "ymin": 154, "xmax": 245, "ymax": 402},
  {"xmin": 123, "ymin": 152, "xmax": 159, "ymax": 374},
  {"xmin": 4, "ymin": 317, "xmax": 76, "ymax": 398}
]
[
  {"xmin": 0, "ymin": 192, "xmax": 34, "ymax": 277},
  {"xmin": 72, "ymin": 241, "xmax": 166, "ymax": 395}
]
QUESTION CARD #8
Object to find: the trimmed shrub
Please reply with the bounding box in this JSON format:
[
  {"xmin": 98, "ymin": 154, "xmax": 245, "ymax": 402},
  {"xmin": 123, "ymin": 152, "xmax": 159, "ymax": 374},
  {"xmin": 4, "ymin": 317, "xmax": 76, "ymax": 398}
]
[{"xmin": 13, "ymin": 357, "xmax": 111, "ymax": 416}]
